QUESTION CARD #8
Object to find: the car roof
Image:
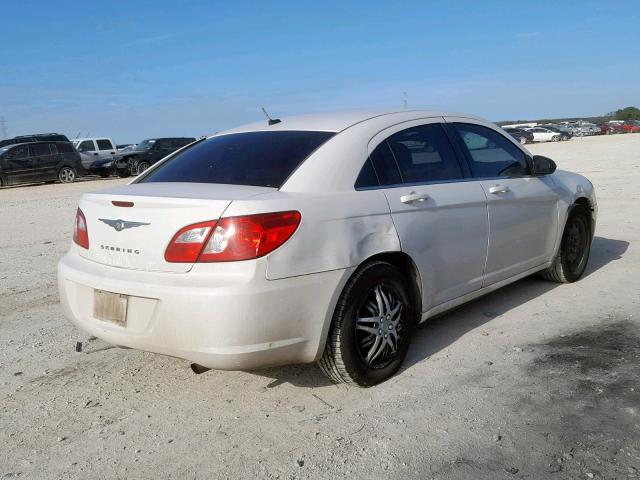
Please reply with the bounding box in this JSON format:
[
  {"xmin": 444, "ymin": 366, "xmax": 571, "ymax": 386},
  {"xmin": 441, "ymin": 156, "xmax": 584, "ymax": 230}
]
[{"xmin": 218, "ymin": 109, "xmax": 487, "ymax": 135}]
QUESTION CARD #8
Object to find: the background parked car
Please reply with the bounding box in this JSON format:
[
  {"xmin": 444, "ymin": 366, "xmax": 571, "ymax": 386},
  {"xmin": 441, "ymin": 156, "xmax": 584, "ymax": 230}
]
[
  {"xmin": 114, "ymin": 137, "xmax": 195, "ymax": 177},
  {"xmin": 622, "ymin": 121, "xmax": 640, "ymax": 133},
  {"xmin": 525, "ymin": 127, "xmax": 563, "ymax": 142},
  {"xmin": 503, "ymin": 127, "xmax": 534, "ymax": 144},
  {"xmin": 71, "ymin": 138, "xmax": 118, "ymax": 171},
  {"xmin": 539, "ymin": 125, "xmax": 572, "ymax": 140},
  {"xmin": 599, "ymin": 123, "xmax": 626, "ymax": 135},
  {"xmin": 0, "ymin": 133, "xmax": 70, "ymax": 148},
  {"xmin": 0, "ymin": 141, "xmax": 83, "ymax": 187}
]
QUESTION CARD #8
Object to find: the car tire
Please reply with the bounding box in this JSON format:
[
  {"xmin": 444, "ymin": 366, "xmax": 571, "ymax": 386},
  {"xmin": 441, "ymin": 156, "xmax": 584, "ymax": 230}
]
[
  {"xmin": 518, "ymin": 136, "xmax": 527, "ymax": 145},
  {"xmin": 540, "ymin": 204, "xmax": 592, "ymax": 283},
  {"xmin": 58, "ymin": 166, "xmax": 76, "ymax": 184},
  {"xmin": 116, "ymin": 169, "xmax": 130, "ymax": 178},
  {"xmin": 318, "ymin": 261, "xmax": 416, "ymax": 387},
  {"xmin": 137, "ymin": 161, "xmax": 150, "ymax": 175},
  {"xmin": 552, "ymin": 135, "xmax": 560, "ymax": 142},
  {"xmin": 99, "ymin": 171, "xmax": 110, "ymax": 178}
]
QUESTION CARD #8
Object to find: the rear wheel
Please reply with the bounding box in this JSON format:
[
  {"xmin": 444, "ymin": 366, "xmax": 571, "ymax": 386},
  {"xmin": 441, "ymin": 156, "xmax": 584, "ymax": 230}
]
[
  {"xmin": 58, "ymin": 166, "xmax": 76, "ymax": 183},
  {"xmin": 552, "ymin": 135, "xmax": 560, "ymax": 142},
  {"xmin": 540, "ymin": 205, "xmax": 591, "ymax": 283},
  {"xmin": 319, "ymin": 261, "xmax": 416, "ymax": 387},
  {"xmin": 518, "ymin": 136, "xmax": 527, "ymax": 145}
]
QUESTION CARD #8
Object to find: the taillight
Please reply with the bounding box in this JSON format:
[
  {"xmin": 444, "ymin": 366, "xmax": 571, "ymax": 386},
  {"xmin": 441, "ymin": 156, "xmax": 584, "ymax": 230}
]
[
  {"xmin": 73, "ymin": 208, "xmax": 89, "ymax": 249},
  {"xmin": 165, "ymin": 211, "xmax": 301, "ymax": 263}
]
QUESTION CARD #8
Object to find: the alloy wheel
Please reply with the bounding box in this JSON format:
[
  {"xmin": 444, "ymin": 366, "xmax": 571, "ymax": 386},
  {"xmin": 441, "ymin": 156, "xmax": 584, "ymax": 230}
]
[
  {"xmin": 355, "ymin": 284, "xmax": 406, "ymax": 369},
  {"xmin": 59, "ymin": 167, "xmax": 75, "ymax": 183}
]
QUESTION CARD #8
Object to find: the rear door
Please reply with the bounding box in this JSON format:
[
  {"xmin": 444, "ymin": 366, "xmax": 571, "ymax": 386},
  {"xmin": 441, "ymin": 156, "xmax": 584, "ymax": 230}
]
[
  {"xmin": 96, "ymin": 139, "xmax": 116, "ymax": 161},
  {"xmin": 366, "ymin": 120, "xmax": 488, "ymax": 310},
  {"xmin": 446, "ymin": 120, "xmax": 559, "ymax": 285},
  {"xmin": 30, "ymin": 143, "xmax": 57, "ymax": 179}
]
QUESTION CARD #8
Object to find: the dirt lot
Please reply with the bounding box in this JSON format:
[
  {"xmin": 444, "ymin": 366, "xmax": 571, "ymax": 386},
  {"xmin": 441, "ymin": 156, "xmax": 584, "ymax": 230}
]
[{"xmin": 1, "ymin": 134, "xmax": 639, "ymax": 479}]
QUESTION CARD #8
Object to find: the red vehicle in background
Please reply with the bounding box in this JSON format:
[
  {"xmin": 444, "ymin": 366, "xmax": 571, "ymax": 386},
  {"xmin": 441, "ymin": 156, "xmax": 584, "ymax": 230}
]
[
  {"xmin": 622, "ymin": 121, "xmax": 640, "ymax": 133},
  {"xmin": 599, "ymin": 123, "xmax": 626, "ymax": 134}
]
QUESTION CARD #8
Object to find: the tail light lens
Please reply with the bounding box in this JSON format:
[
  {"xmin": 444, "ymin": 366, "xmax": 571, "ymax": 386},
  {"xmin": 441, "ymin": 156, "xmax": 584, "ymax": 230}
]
[
  {"xmin": 73, "ymin": 208, "xmax": 89, "ymax": 249},
  {"xmin": 165, "ymin": 211, "xmax": 301, "ymax": 263}
]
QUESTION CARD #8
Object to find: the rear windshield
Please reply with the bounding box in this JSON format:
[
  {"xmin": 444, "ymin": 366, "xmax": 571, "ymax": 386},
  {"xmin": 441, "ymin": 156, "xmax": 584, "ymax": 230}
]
[{"xmin": 140, "ymin": 130, "xmax": 335, "ymax": 188}]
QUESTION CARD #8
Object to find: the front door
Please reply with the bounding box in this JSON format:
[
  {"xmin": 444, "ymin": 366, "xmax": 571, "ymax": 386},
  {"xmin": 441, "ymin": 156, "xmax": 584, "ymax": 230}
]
[
  {"xmin": 368, "ymin": 121, "xmax": 489, "ymax": 311},
  {"xmin": 446, "ymin": 120, "xmax": 559, "ymax": 285},
  {"xmin": 2, "ymin": 145, "xmax": 34, "ymax": 185}
]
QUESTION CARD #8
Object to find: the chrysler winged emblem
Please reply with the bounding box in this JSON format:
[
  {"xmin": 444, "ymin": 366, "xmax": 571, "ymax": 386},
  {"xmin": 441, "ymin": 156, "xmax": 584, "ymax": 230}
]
[{"xmin": 99, "ymin": 218, "xmax": 150, "ymax": 232}]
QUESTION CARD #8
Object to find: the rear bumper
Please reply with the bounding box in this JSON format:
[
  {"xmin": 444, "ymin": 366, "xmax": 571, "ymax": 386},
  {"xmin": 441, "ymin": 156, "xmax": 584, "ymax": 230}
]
[{"xmin": 58, "ymin": 249, "xmax": 350, "ymax": 370}]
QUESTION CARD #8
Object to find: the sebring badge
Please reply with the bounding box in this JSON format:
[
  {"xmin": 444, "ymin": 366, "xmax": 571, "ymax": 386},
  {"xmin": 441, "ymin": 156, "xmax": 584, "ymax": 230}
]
[{"xmin": 99, "ymin": 218, "xmax": 150, "ymax": 232}]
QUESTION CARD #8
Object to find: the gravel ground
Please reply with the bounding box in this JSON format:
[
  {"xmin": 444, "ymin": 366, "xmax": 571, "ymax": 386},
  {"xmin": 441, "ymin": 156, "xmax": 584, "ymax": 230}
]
[{"xmin": 1, "ymin": 134, "xmax": 639, "ymax": 479}]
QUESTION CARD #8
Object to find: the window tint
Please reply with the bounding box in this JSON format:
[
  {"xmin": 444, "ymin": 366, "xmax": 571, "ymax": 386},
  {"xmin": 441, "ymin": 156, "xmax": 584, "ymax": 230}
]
[
  {"xmin": 31, "ymin": 143, "xmax": 51, "ymax": 156},
  {"xmin": 8, "ymin": 145, "xmax": 29, "ymax": 159},
  {"xmin": 141, "ymin": 131, "xmax": 335, "ymax": 188},
  {"xmin": 368, "ymin": 141, "xmax": 402, "ymax": 186},
  {"xmin": 155, "ymin": 139, "xmax": 172, "ymax": 150},
  {"xmin": 48, "ymin": 144, "xmax": 58, "ymax": 154},
  {"xmin": 78, "ymin": 140, "xmax": 95, "ymax": 152},
  {"xmin": 354, "ymin": 158, "xmax": 379, "ymax": 188},
  {"xmin": 97, "ymin": 139, "xmax": 113, "ymax": 150},
  {"xmin": 453, "ymin": 123, "xmax": 529, "ymax": 178},
  {"xmin": 56, "ymin": 142, "xmax": 74, "ymax": 153},
  {"xmin": 387, "ymin": 124, "xmax": 462, "ymax": 183}
]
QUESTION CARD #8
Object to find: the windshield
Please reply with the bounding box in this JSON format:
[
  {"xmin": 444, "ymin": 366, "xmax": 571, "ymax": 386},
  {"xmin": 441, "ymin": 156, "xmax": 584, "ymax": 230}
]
[
  {"xmin": 133, "ymin": 139, "xmax": 156, "ymax": 152},
  {"xmin": 140, "ymin": 131, "xmax": 335, "ymax": 188}
]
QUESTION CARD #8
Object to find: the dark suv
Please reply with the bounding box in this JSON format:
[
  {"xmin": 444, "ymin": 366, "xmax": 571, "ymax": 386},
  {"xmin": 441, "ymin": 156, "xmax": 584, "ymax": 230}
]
[
  {"xmin": 0, "ymin": 141, "xmax": 83, "ymax": 187},
  {"xmin": 0, "ymin": 133, "xmax": 70, "ymax": 148},
  {"xmin": 113, "ymin": 137, "xmax": 196, "ymax": 177}
]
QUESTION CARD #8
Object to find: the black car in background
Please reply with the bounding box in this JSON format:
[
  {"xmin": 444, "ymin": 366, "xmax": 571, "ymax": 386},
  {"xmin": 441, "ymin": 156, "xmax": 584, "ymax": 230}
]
[
  {"xmin": 0, "ymin": 141, "xmax": 83, "ymax": 187},
  {"xmin": 0, "ymin": 133, "xmax": 70, "ymax": 148},
  {"xmin": 503, "ymin": 127, "xmax": 534, "ymax": 145},
  {"xmin": 114, "ymin": 137, "xmax": 196, "ymax": 177}
]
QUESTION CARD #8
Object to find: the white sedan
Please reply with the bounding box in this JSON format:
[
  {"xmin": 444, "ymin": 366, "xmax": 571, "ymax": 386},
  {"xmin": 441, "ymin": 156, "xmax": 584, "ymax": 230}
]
[
  {"xmin": 526, "ymin": 126, "xmax": 564, "ymax": 142},
  {"xmin": 58, "ymin": 110, "xmax": 597, "ymax": 386}
]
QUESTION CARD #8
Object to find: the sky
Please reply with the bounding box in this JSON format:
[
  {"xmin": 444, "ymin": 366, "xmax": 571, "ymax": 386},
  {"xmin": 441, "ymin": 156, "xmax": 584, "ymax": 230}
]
[{"xmin": 1, "ymin": 0, "xmax": 638, "ymax": 143}]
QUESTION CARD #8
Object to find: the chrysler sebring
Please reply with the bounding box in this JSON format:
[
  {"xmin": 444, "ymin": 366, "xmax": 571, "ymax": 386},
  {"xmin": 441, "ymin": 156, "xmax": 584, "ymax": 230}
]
[{"xmin": 58, "ymin": 110, "xmax": 596, "ymax": 386}]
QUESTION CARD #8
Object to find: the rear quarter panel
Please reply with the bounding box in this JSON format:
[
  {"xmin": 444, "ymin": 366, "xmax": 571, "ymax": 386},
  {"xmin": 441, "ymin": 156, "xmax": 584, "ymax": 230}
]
[{"xmin": 222, "ymin": 190, "xmax": 400, "ymax": 280}]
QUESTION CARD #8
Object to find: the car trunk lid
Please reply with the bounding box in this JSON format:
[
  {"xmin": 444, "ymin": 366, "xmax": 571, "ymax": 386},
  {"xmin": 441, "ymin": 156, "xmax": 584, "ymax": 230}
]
[{"xmin": 78, "ymin": 182, "xmax": 274, "ymax": 273}]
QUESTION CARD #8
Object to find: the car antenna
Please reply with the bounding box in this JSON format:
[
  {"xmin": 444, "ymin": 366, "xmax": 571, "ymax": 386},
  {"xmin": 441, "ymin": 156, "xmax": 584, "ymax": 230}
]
[{"xmin": 261, "ymin": 107, "xmax": 281, "ymax": 126}]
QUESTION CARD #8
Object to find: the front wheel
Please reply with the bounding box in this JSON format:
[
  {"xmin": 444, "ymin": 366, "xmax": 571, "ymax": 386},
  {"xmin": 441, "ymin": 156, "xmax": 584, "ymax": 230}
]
[
  {"xmin": 518, "ymin": 136, "xmax": 527, "ymax": 145},
  {"xmin": 552, "ymin": 135, "xmax": 560, "ymax": 142},
  {"xmin": 137, "ymin": 161, "xmax": 150, "ymax": 175},
  {"xmin": 319, "ymin": 261, "xmax": 416, "ymax": 387},
  {"xmin": 58, "ymin": 166, "xmax": 76, "ymax": 183},
  {"xmin": 540, "ymin": 205, "xmax": 592, "ymax": 283}
]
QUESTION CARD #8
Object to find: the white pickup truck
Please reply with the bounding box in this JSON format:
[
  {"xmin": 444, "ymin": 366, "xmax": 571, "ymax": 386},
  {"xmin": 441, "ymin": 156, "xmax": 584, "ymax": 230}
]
[{"xmin": 72, "ymin": 137, "xmax": 117, "ymax": 171}]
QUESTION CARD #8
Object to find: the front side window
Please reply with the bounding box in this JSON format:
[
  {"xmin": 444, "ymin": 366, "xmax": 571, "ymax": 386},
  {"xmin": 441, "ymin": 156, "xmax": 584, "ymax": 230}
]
[
  {"xmin": 7, "ymin": 145, "xmax": 29, "ymax": 159},
  {"xmin": 141, "ymin": 131, "xmax": 335, "ymax": 188},
  {"xmin": 453, "ymin": 123, "xmax": 529, "ymax": 178},
  {"xmin": 386, "ymin": 124, "xmax": 463, "ymax": 183},
  {"xmin": 134, "ymin": 139, "xmax": 156, "ymax": 152}
]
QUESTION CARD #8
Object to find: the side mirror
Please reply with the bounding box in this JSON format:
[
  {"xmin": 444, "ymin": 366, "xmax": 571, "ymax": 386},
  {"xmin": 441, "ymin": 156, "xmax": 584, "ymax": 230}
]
[{"xmin": 531, "ymin": 155, "xmax": 557, "ymax": 176}]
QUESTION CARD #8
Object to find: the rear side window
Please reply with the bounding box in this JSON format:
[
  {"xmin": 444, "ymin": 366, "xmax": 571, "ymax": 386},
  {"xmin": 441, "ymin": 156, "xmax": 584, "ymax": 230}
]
[
  {"xmin": 141, "ymin": 131, "xmax": 335, "ymax": 188},
  {"xmin": 97, "ymin": 139, "xmax": 113, "ymax": 150},
  {"xmin": 368, "ymin": 141, "xmax": 402, "ymax": 186},
  {"xmin": 56, "ymin": 142, "xmax": 74, "ymax": 153},
  {"xmin": 386, "ymin": 124, "xmax": 462, "ymax": 183},
  {"xmin": 452, "ymin": 123, "xmax": 529, "ymax": 178}
]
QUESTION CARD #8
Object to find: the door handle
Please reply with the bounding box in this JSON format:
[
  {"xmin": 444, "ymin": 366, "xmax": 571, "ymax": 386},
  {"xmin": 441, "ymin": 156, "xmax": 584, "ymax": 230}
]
[
  {"xmin": 489, "ymin": 185, "xmax": 510, "ymax": 194},
  {"xmin": 400, "ymin": 192, "xmax": 430, "ymax": 204},
  {"xmin": 93, "ymin": 152, "xmax": 99, "ymax": 156}
]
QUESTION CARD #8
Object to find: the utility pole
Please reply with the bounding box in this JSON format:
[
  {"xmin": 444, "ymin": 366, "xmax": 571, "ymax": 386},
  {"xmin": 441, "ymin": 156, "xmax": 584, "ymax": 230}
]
[{"xmin": 0, "ymin": 116, "xmax": 7, "ymax": 139}]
